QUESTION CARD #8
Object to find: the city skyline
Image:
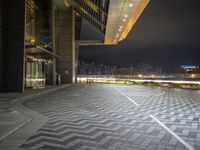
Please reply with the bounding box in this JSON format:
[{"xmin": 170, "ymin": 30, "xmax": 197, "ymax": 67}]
[
  {"xmin": 78, "ymin": 61, "xmax": 162, "ymax": 75},
  {"xmin": 78, "ymin": 61, "xmax": 200, "ymax": 75}
]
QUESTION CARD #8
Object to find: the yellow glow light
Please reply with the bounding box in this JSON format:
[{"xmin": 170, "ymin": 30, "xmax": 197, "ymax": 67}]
[
  {"xmin": 64, "ymin": 0, "xmax": 71, "ymax": 7},
  {"xmin": 83, "ymin": 0, "xmax": 98, "ymax": 12},
  {"xmin": 138, "ymin": 74, "xmax": 143, "ymax": 78},
  {"xmin": 131, "ymin": 79, "xmax": 200, "ymax": 85},
  {"xmin": 30, "ymin": 38, "xmax": 35, "ymax": 44},
  {"xmin": 150, "ymin": 74, "xmax": 155, "ymax": 78},
  {"xmin": 191, "ymin": 74, "xmax": 196, "ymax": 78}
]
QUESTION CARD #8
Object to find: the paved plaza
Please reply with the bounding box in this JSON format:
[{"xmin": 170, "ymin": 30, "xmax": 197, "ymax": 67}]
[
  {"xmin": 1, "ymin": 84, "xmax": 200, "ymax": 150},
  {"xmin": 18, "ymin": 84, "xmax": 200, "ymax": 149},
  {"xmin": 0, "ymin": 85, "xmax": 70, "ymax": 146}
]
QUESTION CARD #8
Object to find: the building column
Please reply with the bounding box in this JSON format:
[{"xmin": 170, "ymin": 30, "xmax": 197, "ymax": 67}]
[
  {"xmin": 55, "ymin": 7, "xmax": 76, "ymax": 83},
  {"xmin": 0, "ymin": 0, "xmax": 25, "ymax": 92},
  {"xmin": 51, "ymin": 0, "xmax": 56, "ymax": 85},
  {"xmin": 75, "ymin": 45, "xmax": 79, "ymax": 83},
  {"xmin": 0, "ymin": 0, "xmax": 3, "ymax": 90}
]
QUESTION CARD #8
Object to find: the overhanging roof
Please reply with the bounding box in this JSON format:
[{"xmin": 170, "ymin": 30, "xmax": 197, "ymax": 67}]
[
  {"xmin": 54, "ymin": 0, "xmax": 150, "ymax": 45},
  {"xmin": 104, "ymin": 0, "xmax": 150, "ymax": 45},
  {"xmin": 25, "ymin": 45, "xmax": 59, "ymax": 58},
  {"xmin": 76, "ymin": 40, "xmax": 104, "ymax": 46}
]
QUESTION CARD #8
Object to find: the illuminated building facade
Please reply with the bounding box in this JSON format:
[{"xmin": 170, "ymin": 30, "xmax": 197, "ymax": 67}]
[
  {"xmin": 176, "ymin": 65, "xmax": 200, "ymax": 74},
  {"xmin": 0, "ymin": 0, "xmax": 149, "ymax": 92}
]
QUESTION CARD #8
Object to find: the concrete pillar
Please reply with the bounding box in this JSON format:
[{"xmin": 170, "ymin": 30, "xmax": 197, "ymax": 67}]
[
  {"xmin": 75, "ymin": 45, "xmax": 79, "ymax": 83},
  {"xmin": 0, "ymin": 0, "xmax": 3, "ymax": 90},
  {"xmin": 55, "ymin": 8, "xmax": 76, "ymax": 83},
  {"xmin": 0, "ymin": 0, "xmax": 25, "ymax": 92},
  {"xmin": 51, "ymin": 0, "xmax": 56, "ymax": 85}
]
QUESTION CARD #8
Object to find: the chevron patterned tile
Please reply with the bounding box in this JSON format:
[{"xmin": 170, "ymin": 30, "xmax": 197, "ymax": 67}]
[{"xmin": 17, "ymin": 84, "xmax": 200, "ymax": 149}]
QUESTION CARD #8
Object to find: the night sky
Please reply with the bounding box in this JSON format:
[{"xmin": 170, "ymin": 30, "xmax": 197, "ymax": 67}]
[{"xmin": 79, "ymin": 0, "xmax": 200, "ymax": 73}]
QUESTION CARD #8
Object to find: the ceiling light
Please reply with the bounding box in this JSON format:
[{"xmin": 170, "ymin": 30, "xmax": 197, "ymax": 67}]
[
  {"xmin": 129, "ymin": 4, "xmax": 133, "ymax": 7},
  {"xmin": 123, "ymin": 19, "xmax": 126, "ymax": 22},
  {"xmin": 119, "ymin": 29, "xmax": 122, "ymax": 32},
  {"xmin": 125, "ymin": 14, "xmax": 128, "ymax": 18},
  {"xmin": 120, "ymin": 26, "xmax": 123, "ymax": 29}
]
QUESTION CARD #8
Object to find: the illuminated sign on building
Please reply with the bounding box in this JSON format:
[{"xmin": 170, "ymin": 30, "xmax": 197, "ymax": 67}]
[{"xmin": 180, "ymin": 65, "xmax": 200, "ymax": 73}]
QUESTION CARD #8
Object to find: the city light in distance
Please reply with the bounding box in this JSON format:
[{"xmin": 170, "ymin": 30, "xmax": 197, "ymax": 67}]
[
  {"xmin": 138, "ymin": 74, "xmax": 143, "ymax": 78},
  {"xmin": 191, "ymin": 74, "xmax": 196, "ymax": 78}
]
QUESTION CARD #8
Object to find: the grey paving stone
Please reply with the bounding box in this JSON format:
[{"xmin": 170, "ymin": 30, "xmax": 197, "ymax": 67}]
[
  {"xmin": 6, "ymin": 84, "xmax": 197, "ymax": 150},
  {"xmin": 188, "ymin": 132, "xmax": 197, "ymax": 139}
]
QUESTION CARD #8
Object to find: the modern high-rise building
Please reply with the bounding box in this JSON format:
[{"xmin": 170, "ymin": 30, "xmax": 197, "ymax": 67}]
[{"xmin": 0, "ymin": 0, "xmax": 149, "ymax": 92}]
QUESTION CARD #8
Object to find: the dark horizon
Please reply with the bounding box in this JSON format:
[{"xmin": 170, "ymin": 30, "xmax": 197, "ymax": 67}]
[{"xmin": 79, "ymin": 0, "xmax": 200, "ymax": 73}]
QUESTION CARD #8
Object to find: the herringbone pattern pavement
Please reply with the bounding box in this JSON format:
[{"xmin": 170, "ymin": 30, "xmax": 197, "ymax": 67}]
[{"xmin": 18, "ymin": 84, "xmax": 200, "ymax": 150}]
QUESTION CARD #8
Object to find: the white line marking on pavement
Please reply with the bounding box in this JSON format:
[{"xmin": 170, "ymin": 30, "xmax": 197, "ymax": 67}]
[
  {"xmin": 0, "ymin": 118, "xmax": 32, "ymax": 142},
  {"xmin": 149, "ymin": 115, "xmax": 195, "ymax": 150},
  {"xmin": 112, "ymin": 86, "xmax": 140, "ymax": 107},
  {"xmin": 112, "ymin": 85, "xmax": 195, "ymax": 150}
]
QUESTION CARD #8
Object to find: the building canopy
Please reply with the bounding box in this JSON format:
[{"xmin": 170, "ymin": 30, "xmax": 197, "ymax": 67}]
[{"xmin": 55, "ymin": 0, "xmax": 150, "ymax": 45}]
